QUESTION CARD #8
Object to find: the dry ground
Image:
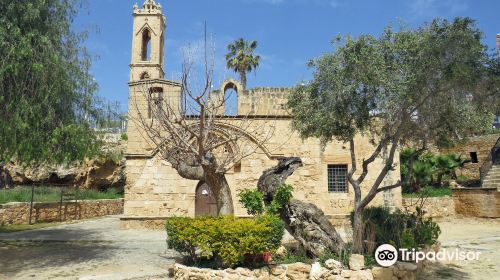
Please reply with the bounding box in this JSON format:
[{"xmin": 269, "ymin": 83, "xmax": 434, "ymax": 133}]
[
  {"xmin": 0, "ymin": 216, "xmax": 178, "ymax": 280},
  {"xmin": 418, "ymin": 218, "xmax": 500, "ymax": 280},
  {"xmin": 0, "ymin": 216, "xmax": 498, "ymax": 280}
]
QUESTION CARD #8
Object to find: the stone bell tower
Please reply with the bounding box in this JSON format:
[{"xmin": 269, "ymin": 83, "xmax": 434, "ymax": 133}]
[
  {"xmin": 130, "ymin": 0, "xmax": 166, "ymax": 81},
  {"xmin": 126, "ymin": 0, "xmax": 181, "ymax": 156}
]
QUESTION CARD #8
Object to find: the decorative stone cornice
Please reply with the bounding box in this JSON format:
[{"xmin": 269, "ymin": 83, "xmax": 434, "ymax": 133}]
[{"xmin": 133, "ymin": 0, "xmax": 162, "ymax": 15}]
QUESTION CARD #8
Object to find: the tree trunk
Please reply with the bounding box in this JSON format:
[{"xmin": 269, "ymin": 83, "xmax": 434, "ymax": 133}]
[
  {"xmin": 240, "ymin": 72, "xmax": 247, "ymax": 89},
  {"xmin": 281, "ymin": 200, "xmax": 346, "ymax": 257},
  {"xmin": 171, "ymin": 154, "xmax": 234, "ymax": 215},
  {"xmin": 258, "ymin": 157, "xmax": 346, "ymax": 257},
  {"xmin": 0, "ymin": 163, "xmax": 12, "ymax": 189},
  {"xmin": 205, "ymin": 171, "xmax": 234, "ymax": 215},
  {"xmin": 352, "ymin": 208, "xmax": 364, "ymax": 254}
]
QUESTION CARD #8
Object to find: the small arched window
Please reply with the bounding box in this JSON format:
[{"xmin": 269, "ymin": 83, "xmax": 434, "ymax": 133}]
[
  {"xmin": 140, "ymin": 72, "xmax": 150, "ymax": 80},
  {"xmin": 141, "ymin": 29, "xmax": 152, "ymax": 61}
]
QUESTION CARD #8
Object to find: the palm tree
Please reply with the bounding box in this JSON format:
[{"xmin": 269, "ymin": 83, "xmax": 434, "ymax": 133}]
[{"xmin": 225, "ymin": 38, "xmax": 261, "ymax": 89}]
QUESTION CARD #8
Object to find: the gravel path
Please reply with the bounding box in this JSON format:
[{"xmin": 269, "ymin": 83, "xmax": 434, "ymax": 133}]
[
  {"xmin": 419, "ymin": 218, "xmax": 500, "ymax": 280},
  {"xmin": 0, "ymin": 216, "xmax": 178, "ymax": 280}
]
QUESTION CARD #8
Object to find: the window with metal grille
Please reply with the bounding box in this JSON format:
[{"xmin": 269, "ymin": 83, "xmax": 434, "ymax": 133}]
[{"xmin": 327, "ymin": 164, "xmax": 348, "ymax": 193}]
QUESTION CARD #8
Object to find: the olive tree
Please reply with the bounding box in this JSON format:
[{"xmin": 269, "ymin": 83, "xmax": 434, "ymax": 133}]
[{"xmin": 288, "ymin": 18, "xmax": 498, "ymax": 253}]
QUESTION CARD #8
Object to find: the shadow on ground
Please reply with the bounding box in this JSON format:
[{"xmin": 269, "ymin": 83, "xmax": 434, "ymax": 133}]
[
  {"xmin": 419, "ymin": 262, "xmax": 470, "ymax": 280},
  {"xmin": 0, "ymin": 217, "xmax": 175, "ymax": 279},
  {"xmin": 0, "ymin": 226, "xmax": 115, "ymax": 278}
]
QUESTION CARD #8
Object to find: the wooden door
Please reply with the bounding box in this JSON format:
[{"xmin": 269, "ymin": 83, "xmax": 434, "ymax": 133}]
[{"xmin": 195, "ymin": 182, "xmax": 217, "ymax": 217}]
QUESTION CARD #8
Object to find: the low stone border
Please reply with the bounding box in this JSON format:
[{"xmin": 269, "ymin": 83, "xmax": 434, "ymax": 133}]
[
  {"xmin": 172, "ymin": 260, "xmax": 419, "ymax": 280},
  {"xmin": 0, "ymin": 199, "xmax": 124, "ymax": 225},
  {"xmin": 452, "ymin": 188, "xmax": 499, "ymax": 218}
]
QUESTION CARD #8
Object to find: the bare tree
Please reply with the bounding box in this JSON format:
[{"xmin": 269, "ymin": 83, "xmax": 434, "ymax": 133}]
[{"xmin": 130, "ymin": 39, "xmax": 276, "ymax": 215}]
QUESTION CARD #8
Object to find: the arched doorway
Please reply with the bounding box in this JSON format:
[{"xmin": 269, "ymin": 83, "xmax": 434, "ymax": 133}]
[{"xmin": 195, "ymin": 182, "xmax": 217, "ymax": 217}]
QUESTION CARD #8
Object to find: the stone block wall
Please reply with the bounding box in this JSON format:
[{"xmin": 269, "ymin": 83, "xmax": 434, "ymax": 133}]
[
  {"xmin": 123, "ymin": 119, "xmax": 403, "ymax": 228},
  {"xmin": 402, "ymin": 196, "xmax": 455, "ymax": 218},
  {"xmin": 453, "ymin": 188, "xmax": 500, "ymax": 218},
  {"xmin": 0, "ymin": 199, "xmax": 123, "ymax": 225},
  {"xmin": 238, "ymin": 87, "xmax": 290, "ymax": 116},
  {"xmin": 440, "ymin": 134, "xmax": 500, "ymax": 180}
]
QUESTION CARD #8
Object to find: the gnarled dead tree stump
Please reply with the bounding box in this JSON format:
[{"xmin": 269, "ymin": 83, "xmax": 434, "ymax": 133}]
[{"xmin": 257, "ymin": 157, "xmax": 346, "ymax": 257}]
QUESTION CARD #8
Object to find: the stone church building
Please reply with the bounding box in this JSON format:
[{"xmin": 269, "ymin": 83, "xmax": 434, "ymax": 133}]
[{"xmin": 121, "ymin": 0, "xmax": 402, "ymax": 229}]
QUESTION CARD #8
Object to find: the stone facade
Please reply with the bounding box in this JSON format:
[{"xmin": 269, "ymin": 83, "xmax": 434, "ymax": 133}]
[
  {"xmin": 453, "ymin": 188, "xmax": 500, "ymax": 218},
  {"xmin": 440, "ymin": 134, "xmax": 500, "ymax": 181},
  {"xmin": 122, "ymin": 1, "xmax": 402, "ymax": 228},
  {"xmin": 402, "ymin": 197, "xmax": 455, "ymax": 218},
  {"xmin": 0, "ymin": 199, "xmax": 123, "ymax": 225}
]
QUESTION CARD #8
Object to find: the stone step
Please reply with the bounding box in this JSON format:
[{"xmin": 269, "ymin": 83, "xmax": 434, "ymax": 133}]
[
  {"xmin": 485, "ymin": 170, "xmax": 500, "ymax": 176},
  {"xmin": 483, "ymin": 179, "xmax": 500, "ymax": 184},
  {"xmin": 483, "ymin": 176, "xmax": 500, "ymax": 181}
]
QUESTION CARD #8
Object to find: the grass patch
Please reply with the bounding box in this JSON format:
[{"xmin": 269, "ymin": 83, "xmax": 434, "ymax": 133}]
[
  {"xmin": 0, "ymin": 222, "xmax": 64, "ymax": 233},
  {"xmin": 0, "ymin": 186, "xmax": 122, "ymax": 204},
  {"xmin": 273, "ymin": 247, "xmax": 314, "ymax": 265},
  {"xmin": 403, "ymin": 186, "xmax": 452, "ymax": 198}
]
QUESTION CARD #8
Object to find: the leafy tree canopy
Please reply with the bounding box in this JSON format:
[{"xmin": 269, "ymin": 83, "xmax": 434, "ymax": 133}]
[
  {"xmin": 0, "ymin": 0, "xmax": 103, "ymax": 164},
  {"xmin": 288, "ymin": 17, "xmax": 500, "ymax": 254},
  {"xmin": 289, "ymin": 18, "xmax": 499, "ymax": 150}
]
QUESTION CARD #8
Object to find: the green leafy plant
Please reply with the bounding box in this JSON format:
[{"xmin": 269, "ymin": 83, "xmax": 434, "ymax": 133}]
[
  {"xmin": 238, "ymin": 189, "xmax": 265, "ymax": 215},
  {"xmin": 268, "ymin": 184, "xmax": 294, "ymax": 214},
  {"xmin": 353, "ymin": 206, "xmax": 441, "ymax": 252},
  {"xmin": 166, "ymin": 215, "xmax": 285, "ymax": 268},
  {"xmin": 238, "ymin": 184, "xmax": 294, "ymax": 215},
  {"xmin": 401, "ymin": 148, "xmax": 470, "ymax": 193}
]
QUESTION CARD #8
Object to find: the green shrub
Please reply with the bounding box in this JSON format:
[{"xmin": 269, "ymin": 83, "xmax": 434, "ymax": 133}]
[
  {"xmin": 456, "ymin": 175, "xmax": 468, "ymax": 185},
  {"xmin": 120, "ymin": 133, "xmax": 128, "ymax": 141},
  {"xmin": 256, "ymin": 214, "xmax": 285, "ymax": 250},
  {"xmin": 353, "ymin": 207, "xmax": 441, "ymax": 252},
  {"xmin": 238, "ymin": 189, "xmax": 265, "ymax": 215},
  {"xmin": 238, "ymin": 184, "xmax": 294, "ymax": 215},
  {"xmin": 268, "ymin": 184, "xmax": 293, "ymax": 214},
  {"xmin": 166, "ymin": 215, "xmax": 285, "ymax": 268}
]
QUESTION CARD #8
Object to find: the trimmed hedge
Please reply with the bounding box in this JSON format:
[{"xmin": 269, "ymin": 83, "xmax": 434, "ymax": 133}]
[{"xmin": 166, "ymin": 214, "xmax": 284, "ymax": 268}]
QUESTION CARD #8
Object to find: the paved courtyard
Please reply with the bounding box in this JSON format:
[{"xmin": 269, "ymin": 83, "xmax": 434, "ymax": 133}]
[
  {"xmin": 0, "ymin": 216, "xmax": 499, "ymax": 280},
  {"xmin": 419, "ymin": 218, "xmax": 500, "ymax": 280},
  {"xmin": 0, "ymin": 216, "xmax": 178, "ymax": 280}
]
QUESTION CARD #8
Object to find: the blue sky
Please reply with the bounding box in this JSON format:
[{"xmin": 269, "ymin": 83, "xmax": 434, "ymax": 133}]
[{"xmin": 74, "ymin": 0, "xmax": 500, "ymax": 112}]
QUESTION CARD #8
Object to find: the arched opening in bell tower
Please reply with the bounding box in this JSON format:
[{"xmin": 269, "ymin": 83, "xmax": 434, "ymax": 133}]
[{"xmin": 141, "ymin": 29, "xmax": 152, "ymax": 61}]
